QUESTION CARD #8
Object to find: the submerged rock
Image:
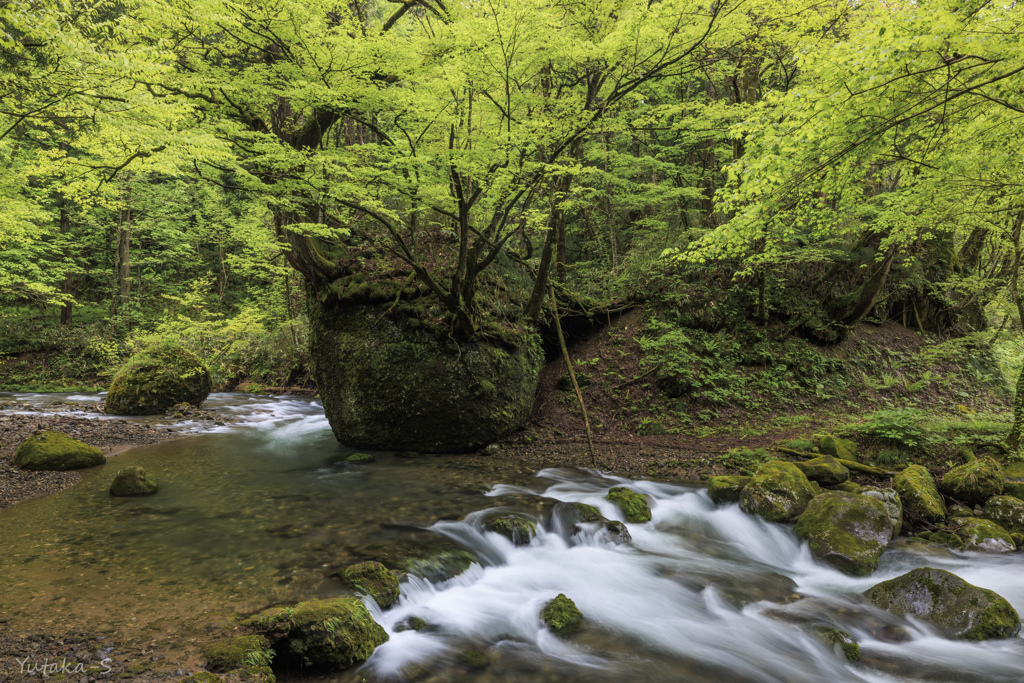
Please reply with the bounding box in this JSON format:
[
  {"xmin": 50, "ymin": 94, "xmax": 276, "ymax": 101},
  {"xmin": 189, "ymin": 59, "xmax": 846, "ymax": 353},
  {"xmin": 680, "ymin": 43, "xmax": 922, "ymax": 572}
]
[
  {"xmin": 707, "ymin": 476, "xmax": 751, "ymax": 504},
  {"xmin": 13, "ymin": 430, "xmax": 105, "ymax": 471},
  {"xmin": 946, "ymin": 517, "xmax": 1016, "ymax": 553},
  {"xmin": 893, "ymin": 464, "xmax": 946, "ymax": 525},
  {"xmin": 553, "ymin": 502, "xmax": 632, "ymax": 544},
  {"xmin": 202, "ymin": 634, "xmax": 273, "ymax": 678},
  {"xmin": 243, "ymin": 597, "xmax": 388, "ymax": 669},
  {"xmin": 794, "ymin": 491, "xmax": 893, "ymax": 576},
  {"xmin": 739, "ymin": 460, "xmax": 817, "ymax": 523},
  {"xmin": 342, "ymin": 561, "xmax": 400, "ymax": 608},
  {"xmin": 109, "ymin": 466, "xmax": 158, "ymax": 496},
  {"xmin": 483, "ymin": 513, "xmax": 537, "ymax": 545},
  {"xmin": 541, "ymin": 594, "xmax": 583, "ymax": 637},
  {"xmin": 457, "ymin": 650, "xmax": 490, "ymax": 669},
  {"xmin": 105, "ymin": 344, "xmax": 212, "ymax": 416},
  {"xmin": 812, "ymin": 627, "xmax": 860, "ymax": 662},
  {"xmin": 856, "ymin": 486, "xmax": 902, "ymax": 538},
  {"xmin": 794, "ymin": 455, "xmax": 849, "ymax": 486},
  {"xmin": 865, "ymin": 567, "xmax": 1020, "ymax": 640},
  {"xmin": 606, "ymin": 486, "xmax": 652, "ymax": 523},
  {"xmin": 940, "ymin": 458, "xmax": 1003, "ymax": 506}
]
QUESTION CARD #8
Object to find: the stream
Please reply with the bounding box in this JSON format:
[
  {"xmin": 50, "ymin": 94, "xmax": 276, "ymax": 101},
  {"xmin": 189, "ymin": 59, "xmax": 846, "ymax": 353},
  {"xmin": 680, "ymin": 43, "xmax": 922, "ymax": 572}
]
[{"xmin": 1, "ymin": 393, "xmax": 1023, "ymax": 682}]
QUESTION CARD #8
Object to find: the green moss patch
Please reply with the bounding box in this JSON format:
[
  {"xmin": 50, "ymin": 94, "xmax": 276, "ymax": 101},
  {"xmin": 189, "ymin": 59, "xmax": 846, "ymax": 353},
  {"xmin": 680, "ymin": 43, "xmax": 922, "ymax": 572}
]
[
  {"xmin": 794, "ymin": 491, "xmax": 893, "ymax": 576},
  {"xmin": 483, "ymin": 513, "xmax": 537, "ymax": 545},
  {"xmin": 940, "ymin": 458, "xmax": 1003, "ymax": 506},
  {"xmin": 341, "ymin": 561, "xmax": 400, "ymax": 608},
  {"xmin": 739, "ymin": 460, "xmax": 817, "ymax": 523},
  {"xmin": 541, "ymin": 594, "xmax": 583, "ymax": 637},
  {"xmin": 893, "ymin": 464, "xmax": 945, "ymax": 525},
  {"xmin": 707, "ymin": 475, "xmax": 751, "ymax": 504},
  {"xmin": 109, "ymin": 466, "xmax": 158, "ymax": 496},
  {"xmin": 606, "ymin": 487, "xmax": 652, "ymax": 523},
  {"xmin": 13, "ymin": 430, "xmax": 105, "ymax": 471}
]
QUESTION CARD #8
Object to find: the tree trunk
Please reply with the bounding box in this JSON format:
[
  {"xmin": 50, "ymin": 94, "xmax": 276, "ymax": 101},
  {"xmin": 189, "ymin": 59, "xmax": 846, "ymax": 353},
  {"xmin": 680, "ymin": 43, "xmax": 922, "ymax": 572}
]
[{"xmin": 59, "ymin": 203, "xmax": 73, "ymax": 325}]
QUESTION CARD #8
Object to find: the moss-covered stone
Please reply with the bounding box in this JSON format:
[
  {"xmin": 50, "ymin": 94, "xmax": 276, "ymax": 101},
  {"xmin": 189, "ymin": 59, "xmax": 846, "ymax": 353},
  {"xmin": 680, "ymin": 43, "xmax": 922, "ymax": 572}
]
[
  {"xmin": 707, "ymin": 476, "xmax": 751, "ymax": 504},
  {"xmin": 818, "ymin": 435, "xmax": 857, "ymax": 459},
  {"xmin": 984, "ymin": 495, "xmax": 1024, "ymax": 536},
  {"xmin": 893, "ymin": 464, "xmax": 946, "ymax": 525},
  {"xmin": 739, "ymin": 460, "xmax": 818, "ymax": 523},
  {"xmin": 1002, "ymin": 481, "xmax": 1024, "ymax": 503},
  {"xmin": 483, "ymin": 513, "xmax": 537, "ymax": 545},
  {"xmin": 345, "ymin": 453, "xmax": 375, "ymax": 463},
  {"xmin": 243, "ymin": 597, "xmax": 388, "ymax": 670},
  {"xmin": 202, "ymin": 635, "xmax": 273, "ymax": 675},
  {"xmin": 794, "ymin": 491, "xmax": 893, "ymax": 576},
  {"xmin": 541, "ymin": 594, "xmax": 583, "ymax": 637},
  {"xmin": 105, "ymin": 345, "xmax": 212, "ymax": 416},
  {"xmin": 926, "ymin": 530, "xmax": 967, "ymax": 551},
  {"xmin": 307, "ymin": 300, "xmax": 543, "ymax": 453},
  {"xmin": 948, "ymin": 502, "xmax": 973, "ymax": 518},
  {"xmin": 940, "ymin": 458, "xmax": 1004, "ymax": 506},
  {"xmin": 813, "ymin": 627, "xmax": 860, "ymax": 662},
  {"xmin": 946, "ymin": 517, "xmax": 1016, "ymax": 552},
  {"xmin": 865, "ymin": 567, "xmax": 1020, "ymax": 640},
  {"xmin": 457, "ymin": 650, "xmax": 490, "ymax": 669},
  {"xmin": 794, "ymin": 455, "xmax": 850, "ymax": 486},
  {"xmin": 109, "ymin": 466, "xmax": 158, "ymax": 496},
  {"xmin": 856, "ymin": 485, "xmax": 903, "ymax": 538},
  {"xmin": 606, "ymin": 487, "xmax": 652, "ymax": 523},
  {"xmin": 13, "ymin": 430, "xmax": 105, "ymax": 471},
  {"xmin": 342, "ymin": 561, "xmax": 400, "ymax": 608}
]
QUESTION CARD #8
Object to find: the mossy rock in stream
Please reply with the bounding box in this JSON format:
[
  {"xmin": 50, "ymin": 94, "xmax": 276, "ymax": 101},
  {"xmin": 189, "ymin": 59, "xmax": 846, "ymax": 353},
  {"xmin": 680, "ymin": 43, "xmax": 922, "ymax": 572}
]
[
  {"xmin": 707, "ymin": 476, "xmax": 751, "ymax": 504},
  {"xmin": 109, "ymin": 466, "xmax": 158, "ymax": 496},
  {"xmin": 541, "ymin": 594, "xmax": 583, "ymax": 637},
  {"xmin": 606, "ymin": 487, "xmax": 652, "ymax": 523},
  {"xmin": 865, "ymin": 567, "xmax": 1020, "ymax": 640},
  {"xmin": 483, "ymin": 513, "xmax": 537, "ymax": 545},
  {"xmin": 739, "ymin": 460, "xmax": 817, "ymax": 523},
  {"xmin": 354, "ymin": 536, "xmax": 477, "ymax": 582},
  {"xmin": 794, "ymin": 491, "xmax": 893, "ymax": 576},
  {"xmin": 939, "ymin": 458, "xmax": 1003, "ymax": 506},
  {"xmin": 202, "ymin": 634, "xmax": 274, "ymax": 680},
  {"xmin": 242, "ymin": 597, "xmax": 388, "ymax": 670},
  {"xmin": 812, "ymin": 627, "xmax": 860, "ymax": 662},
  {"xmin": 13, "ymin": 430, "xmax": 105, "ymax": 471},
  {"xmin": 553, "ymin": 502, "xmax": 632, "ymax": 544},
  {"xmin": 946, "ymin": 517, "xmax": 1016, "ymax": 552},
  {"xmin": 307, "ymin": 300, "xmax": 543, "ymax": 453},
  {"xmin": 341, "ymin": 561, "xmax": 400, "ymax": 608},
  {"xmin": 893, "ymin": 464, "xmax": 946, "ymax": 525},
  {"xmin": 105, "ymin": 344, "xmax": 212, "ymax": 416},
  {"xmin": 855, "ymin": 485, "xmax": 903, "ymax": 538}
]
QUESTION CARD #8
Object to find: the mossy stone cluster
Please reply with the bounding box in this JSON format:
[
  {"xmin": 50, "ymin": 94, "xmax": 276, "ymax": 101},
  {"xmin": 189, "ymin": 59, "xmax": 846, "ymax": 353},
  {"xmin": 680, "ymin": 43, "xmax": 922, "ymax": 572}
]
[
  {"xmin": 109, "ymin": 466, "xmax": 158, "ymax": 496},
  {"xmin": 202, "ymin": 634, "xmax": 274, "ymax": 681},
  {"xmin": 307, "ymin": 300, "xmax": 543, "ymax": 452},
  {"xmin": 893, "ymin": 464, "xmax": 946, "ymax": 524},
  {"xmin": 945, "ymin": 517, "xmax": 1016, "ymax": 552},
  {"xmin": 794, "ymin": 455, "xmax": 849, "ymax": 486},
  {"xmin": 794, "ymin": 491, "xmax": 893, "ymax": 576},
  {"xmin": 739, "ymin": 460, "xmax": 817, "ymax": 523},
  {"xmin": 105, "ymin": 345, "xmax": 212, "ymax": 416},
  {"xmin": 865, "ymin": 567, "xmax": 1020, "ymax": 640},
  {"xmin": 541, "ymin": 594, "xmax": 583, "ymax": 637},
  {"xmin": 243, "ymin": 597, "xmax": 388, "ymax": 670},
  {"xmin": 606, "ymin": 487, "xmax": 652, "ymax": 523},
  {"xmin": 483, "ymin": 513, "xmax": 537, "ymax": 545},
  {"xmin": 939, "ymin": 458, "xmax": 1004, "ymax": 506},
  {"xmin": 707, "ymin": 476, "xmax": 750, "ymax": 504},
  {"xmin": 342, "ymin": 561, "xmax": 400, "ymax": 608},
  {"xmin": 13, "ymin": 430, "xmax": 105, "ymax": 471}
]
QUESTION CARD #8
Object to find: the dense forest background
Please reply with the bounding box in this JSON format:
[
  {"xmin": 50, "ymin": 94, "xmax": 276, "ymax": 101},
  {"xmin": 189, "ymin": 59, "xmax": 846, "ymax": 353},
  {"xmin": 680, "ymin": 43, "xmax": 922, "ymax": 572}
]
[{"xmin": 2, "ymin": 0, "xmax": 1023, "ymax": 447}]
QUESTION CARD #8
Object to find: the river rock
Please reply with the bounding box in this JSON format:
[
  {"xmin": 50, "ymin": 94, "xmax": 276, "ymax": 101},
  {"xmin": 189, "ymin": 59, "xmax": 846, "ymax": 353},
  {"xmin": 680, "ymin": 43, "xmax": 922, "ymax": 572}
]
[
  {"xmin": 105, "ymin": 345, "xmax": 212, "ymax": 415},
  {"xmin": 984, "ymin": 495, "xmax": 1024, "ymax": 543},
  {"xmin": 893, "ymin": 464, "xmax": 945, "ymax": 525},
  {"xmin": 13, "ymin": 430, "xmax": 105, "ymax": 470},
  {"xmin": 202, "ymin": 635, "xmax": 273, "ymax": 677},
  {"xmin": 865, "ymin": 567, "xmax": 1020, "ymax": 640},
  {"xmin": 606, "ymin": 487, "xmax": 652, "ymax": 523},
  {"xmin": 739, "ymin": 460, "xmax": 817, "ymax": 523},
  {"xmin": 946, "ymin": 517, "xmax": 1015, "ymax": 552},
  {"xmin": 856, "ymin": 485, "xmax": 902, "ymax": 538},
  {"xmin": 812, "ymin": 627, "xmax": 860, "ymax": 662},
  {"xmin": 794, "ymin": 491, "xmax": 893, "ymax": 576},
  {"xmin": 940, "ymin": 458, "xmax": 1003, "ymax": 506},
  {"xmin": 243, "ymin": 596, "xmax": 388, "ymax": 669},
  {"xmin": 342, "ymin": 561, "xmax": 400, "ymax": 608},
  {"xmin": 483, "ymin": 513, "xmax": 537, "ymax": 545},
  {"xmin": 554, "ymin": 502, "xmax": 632, "ymax": 544},
  {"xmin": 541, "ymin": 594, "xmax": 583, "ymax": 637},
  {"xmin": 818, "ymin": 435, "xmax": 856, "ymax": 459},
  {"xmin": 794, "ymin": 455, "xmax": 849, "ymax": 486},
  {"xmin": 707, "ymin": 475, "xmax": 751, "ymax": 504},
  {"xmin": 307, "ymin": 301, "xmax": 543, "ymax": 453},
  {"xmin": 109, "ymin": 466, "xmax": 158, "ymax": 496}
]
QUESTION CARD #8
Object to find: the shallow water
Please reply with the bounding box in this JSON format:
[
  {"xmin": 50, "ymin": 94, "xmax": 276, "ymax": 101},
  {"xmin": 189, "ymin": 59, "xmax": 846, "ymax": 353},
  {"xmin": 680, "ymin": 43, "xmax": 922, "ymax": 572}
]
[{"xmin": 1, "ymin": 393, "xmax": 1022, "ymax": 682}]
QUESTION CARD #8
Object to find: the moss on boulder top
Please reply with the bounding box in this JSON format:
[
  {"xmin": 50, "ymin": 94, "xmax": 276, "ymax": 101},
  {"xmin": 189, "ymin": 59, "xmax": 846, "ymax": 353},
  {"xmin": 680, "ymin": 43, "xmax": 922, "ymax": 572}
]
[
  {"xmin": 818, "ymin": 435, "xmax": 856, "ymax": 459},
  {"xmin": 541, "ymin": 594, "xmax": 583, "ymax": 637},
  {"xmin": 739, "ymin": 460, "xmax": 817, "ymax": 523},
  {"xmin": 939, "ymin": 458, "xmax": 1003, "ymax": 506},
  {"xmin": 109, "ymin": 466, "xmax": 158, "ymax": 496},
  {"xmin": 13, "ymin": 430, "xmax": 105, "ymax": 471},
  {"xmin": 341, "ymin": 561, "xmax": 400, "ymax": 608},
  {"xmin": 202, "ymin": 634, "xmax": 273, "ymax": 677},
  {"xmin": 984, "ymin": 495, "xmax": 1024, "ymax": 538},
  {"xmin": 606, "ymin": 487, "xmax": 652, "ymax": 523},
  {"xmin": 105, "ymin": 345, "xmax": 212, "ymax": 416},
  {"xmin": 865, "ymin": 567, "xmax": 1020, "ymax": 640},
  {"xmin": 242, "ymin": 596, "xmax": 388, "ymax": 670},
  {"xmin": 794, "ymin": 455, "xmax": 849, "ymax": 486},
  {"xmin": 794, "ymin": 491, "xmax": 893, "ymax": 576},
  {"xmin": 483, "ymin": 513, "xmax": 537, "ymax": 545},
  {"xmin": 707, "ymin": 476, "xmax": 751, "ymax": 504},
  {"xmin": 893, "ymin": 464, "xmax": 946, "ymax": 525},
  {"xmin": 946, "ymin": 517, "xmax": 1016, "ymax": 553}
]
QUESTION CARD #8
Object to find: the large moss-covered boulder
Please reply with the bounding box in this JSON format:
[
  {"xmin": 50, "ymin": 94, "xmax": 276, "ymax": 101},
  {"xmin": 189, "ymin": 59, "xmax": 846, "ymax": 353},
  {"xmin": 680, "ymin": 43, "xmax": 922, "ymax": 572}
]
[
  {"xmin": 739, "ymin": 460, "xmax": 818, "ymax": 523},
  {"xmin": 243, "ymin": 597, "xmax": 388, "ymax": 670},
  {"xmin": 606, "ymin": 487, "xmax": 652, "ymax": 523},
  {"xmin": 794, "ymin": 455, "xmax": 849, "ymax": 486},
  {"xmin": 893, "ymin": 465, "xmax": 946, "ymax": 525},
  {"xmin": 856, "ymin": 485, "xmax": 903, "ymax": 538},
  {"xmin": 105, "ymin": 345, "xmax": 212, "ymax": 416},
  {"xmin": 707, "ymin": 476, "xmax": 751, "ymax": 504},
  {"xmin": 984, "ymin": 495, "xmax": 1024, "ymax": 540},
  {"xmin": 13, "ymin": 430, "xmax": 105, "ymax": 471},
  {"xmin": 946, "ymin": 517, "xmax": 1016, "ymax": 553},
  {"xmin": 940, "ymin": 458, "xmax": 1003, "ymax": 506},
  {"xmin": 865, "ymin": 567, "xmax": 1020, "ymax": 640},
  {"xmin": 109, "ymin": 466, "xmax": 158, "ymax": 496},
  {"xmin": 794, "ymin": 491, "xmax": 893, "ymax": 576},
  {"xmin": 202, "ymin": 635, "xmax": 274, "ymax": 679},
  {"xmin": 541, "ymin": 594, "xmax": 583, "ymax": 637},
  {"xmin": 342, "ymin": 561, "xmax": 400, "ymax": 608},
  {"xmin": 308, "ymin": 301, "xmax": 543, "ymax": 453},
  {"xmin": 483, "ymin": 513, "xmax": 537, "ymax": 545}
]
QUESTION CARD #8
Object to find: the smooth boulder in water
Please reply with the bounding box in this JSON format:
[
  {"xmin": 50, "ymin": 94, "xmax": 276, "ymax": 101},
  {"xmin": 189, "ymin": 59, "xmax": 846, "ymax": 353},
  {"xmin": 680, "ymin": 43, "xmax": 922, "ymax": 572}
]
[
  {"xmin": 541, "ymin": 594, "xmax": 583, "ymax": 637},
  {"xmin": 794, "ymin": 455, "xmax": 849, "ymax": 486},
  {"xmin": 794, "ymin": 491, "xmax": 893, "ymax": 576},
  {"xmin": 109, "ymin": 466, "xmax": 158, "ymax": 496},
  {"xmin": 739, "ymin": 460, "xmax": 817, "ymax": 523},
  {"xmin": 13, "ymin": 430, "xmax": 105, "ymax": 471},
  {"xmin": 243, "ymin": 597, "xmax": 388, "ymax": 669},
  {"xmin": 553, "ymin": 502, "xmax": 632, "ymax": 544},
  {"xmin": 202, "ymin": 634, "xmax": 273, "ymax": 677},
  {"xmin": 865, "ymin": 567, "xmax": 1020, "ymax": 640},
  {"xmin": 105, "ymin": 344, "xmax": 212, "ymax": 415},
  {"xmin": 483, "ymin": 513, "xmax": 537, "ymax": 545},
  {"xmin": 606, "ymin": 486, "xmax": 652, "ymax": 523},
  {"xmin": 707, "ymin": 476, "xmax": 750, "ymax": 504},
  {"xmin": 940, "ymin": 458, "xmax": 1003, "ymax": 506},
  {"xmin": 893, "ymin": 464, "xmax": 946, "ymax": 525},
  {"xmin": 342, "ymin": 561, "xmax": 400, "ymax": 608}
]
